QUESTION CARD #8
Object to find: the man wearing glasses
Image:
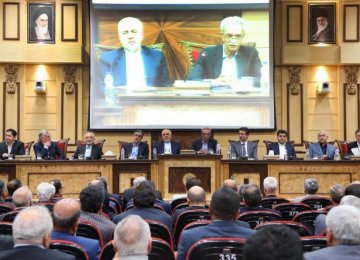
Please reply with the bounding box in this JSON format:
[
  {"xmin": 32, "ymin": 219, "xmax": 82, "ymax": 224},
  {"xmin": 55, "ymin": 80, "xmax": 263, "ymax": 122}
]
[
  {"xmin": 122, "ymin": 130, "xmax": 149, "ymax": 159},
  {"xmin": 188, "ymin": 16, "xmax": 262, "ymax": 87}
]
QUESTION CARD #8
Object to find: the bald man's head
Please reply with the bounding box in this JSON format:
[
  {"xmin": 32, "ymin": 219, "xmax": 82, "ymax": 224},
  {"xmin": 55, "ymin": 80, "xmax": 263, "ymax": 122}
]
[
  {"xmin": 52, "ymin": 198, "xmax": 81, "ymax": 233},
  {"xmin": 187, "ymin": 186, "xmax": 206, "ymax": 206},
  {"xmin": 223, "ymin": 179, "xmax": 238, "ymax": 192},
  {"xmin": 12, "ymin": 186, "xmax": 32, "ymax": 207}
]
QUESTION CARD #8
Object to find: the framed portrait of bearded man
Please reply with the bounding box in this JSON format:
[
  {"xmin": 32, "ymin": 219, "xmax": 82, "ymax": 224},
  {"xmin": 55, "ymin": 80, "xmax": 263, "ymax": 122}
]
[
  {"xmin": 308, "ymin": 3, "xmax": 336, "ymax": 44},
  {"xmin": 28, "ymin": 3, "xmax": 55, "ymax": 44}
]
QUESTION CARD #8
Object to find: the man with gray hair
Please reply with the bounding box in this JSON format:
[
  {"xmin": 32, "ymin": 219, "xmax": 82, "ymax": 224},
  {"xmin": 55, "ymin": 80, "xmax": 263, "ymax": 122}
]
[
  {"xmin": 0, "ymin": 205, "xmax": 75, "ymax": 260},
  {"xmin": 123, "ymin": 176, "xmax": 146, "ymax": 206},
  {"xmin": 188, "ymin": 16, "xmax": 262, "ymax": 87},
  {"xmin": 36, "ymin": 182, "xmax": 56, "ymax": 202},
  {"xmin": 113, "ymin": 215, "xmax": 151, "ymax": 259},
  {"xmin": 263, "ymin": 176, "xmax": 278, "ymax": 197},
  {"xmin": 292, "ymin": 178, "xmax": 319, "ymax": 202},
  {"xmin": 33, "ymin": 129, "xmax": 64, "ymax": 160},
  {"xmin": 191, "ymin": 128, "xmax": 218, "ymax": 154},
  {"xmin": 0, "ymin": 186, "xmax": 33, "ymax": 221},
  {"xmin": 304, "ymin": 205, "xmax": 360, "ymax": 259}
]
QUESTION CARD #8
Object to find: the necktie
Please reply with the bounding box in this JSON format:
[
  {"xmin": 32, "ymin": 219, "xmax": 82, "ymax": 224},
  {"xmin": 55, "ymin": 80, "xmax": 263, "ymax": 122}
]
[{"xmin": 241, "ymin": 143, "xmax": 246, "ymax": 157}]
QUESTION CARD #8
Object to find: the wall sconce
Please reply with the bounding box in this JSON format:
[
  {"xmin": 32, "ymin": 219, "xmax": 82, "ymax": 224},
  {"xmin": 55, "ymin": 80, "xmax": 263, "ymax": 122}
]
[
  {"xmin": 34, "ymin": 80, "xmax": 46, "ymax": 94},
  {"xmin": 317, "ymin": 82, "xmax": 331, "ymax": 95}
]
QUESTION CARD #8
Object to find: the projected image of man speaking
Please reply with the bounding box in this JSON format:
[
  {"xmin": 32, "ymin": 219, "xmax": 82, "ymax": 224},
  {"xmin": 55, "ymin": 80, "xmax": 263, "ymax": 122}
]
[
  {"xmin": 187, "ymin": 16, "xmax": 262, "ymax": 87},
  {"xmin": 99, "ymin": 17, "xmax": 170, "ymax": 88}
]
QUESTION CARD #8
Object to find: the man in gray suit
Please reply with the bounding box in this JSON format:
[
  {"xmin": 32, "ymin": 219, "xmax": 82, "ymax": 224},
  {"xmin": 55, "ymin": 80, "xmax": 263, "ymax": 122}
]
[
  {"xmin": 308, "ymin": 130, "xmax": 336, "ymax": 160},
  {"xmin": 231, "ymin": 127, "xmax": 257, "ymax": 159},
  {"xmin": 304, "ymin": 205, "xmax": 360, "ymax": 260}
]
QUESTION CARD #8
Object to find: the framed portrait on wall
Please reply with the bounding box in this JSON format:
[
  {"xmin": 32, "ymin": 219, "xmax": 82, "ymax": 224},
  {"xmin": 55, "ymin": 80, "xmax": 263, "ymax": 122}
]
[
  {"xmin": 28, "ymin": 3, "xmax": 55, "ymax": 44},
  {"xmin": 308, "ymin": 3, "xmax": 336, "ymax": 44}
]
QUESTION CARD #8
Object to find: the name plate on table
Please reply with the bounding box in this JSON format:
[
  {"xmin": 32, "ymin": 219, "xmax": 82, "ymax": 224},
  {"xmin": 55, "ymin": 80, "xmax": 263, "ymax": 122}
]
[
  {"xmin": 350, "ymin": 156, "xmax": 360, "ymax": 161},
  {"xmin": 263, "ymin": 155, "xmax": 280, "ymax": 160},
  {"xmin": 180, "ymin": 150, "xmax": 196, "ymax": 155},
  {"xmin": 15, "ymin": 155, "xmax": 32, "ymax": 161},
  {"xmin": 101, "ymin": 155, "xmax": 117, "ymax": 160}
]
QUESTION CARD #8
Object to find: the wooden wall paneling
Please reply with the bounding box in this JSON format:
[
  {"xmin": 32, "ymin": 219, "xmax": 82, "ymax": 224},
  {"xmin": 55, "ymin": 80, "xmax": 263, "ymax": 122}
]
[
  {"xmin": 343, "ymin": 5, "xmax": 359, "ymax": 42},
  {"xmin": 2, "ymin": 82, "xmax": 20, "ymax": 140},
  {"xmin": 3, "ymin": 2, "xmax": 20, "ymax": 40},
  {"xmin": 61, "ymin": 3, "xmax": 78, "ymax": 42},
  {"xmin": 287, "ymin": 83, "xmax": 304, "ymax": 146},
  {"xmin": 287, "ymin": 5, "xmax": 303, "ymax": 42},
  {"xmin": 61, "ymin": 83, "xmax": 78, "ymax": 144}
]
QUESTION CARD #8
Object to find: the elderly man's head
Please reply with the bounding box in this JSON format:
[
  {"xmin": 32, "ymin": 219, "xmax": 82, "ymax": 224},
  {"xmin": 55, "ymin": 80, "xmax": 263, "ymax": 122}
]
[
  {"xmin": 36, "ymin": 182, "xmax": 55, "ymax": 202},
  {"xmin": 12, "ymin": 186, "xmax": 32, "ymax": 207},
  {"xmin": 317, "ymin": 130, "xmax": 328, "ymax": 145},
  {"xmin": 84, "ymin": 131, "xmax": 96, "ymax": 146},
  {"xmin": 118, "ymin": 17, "xmax": 143, "ymax": 53},
  {"xmin": 329, "ymin": 184, "xmax": 345, "ymax": 205},
  {"xmin": 161, "ymin": 128, "xmax": 172, "ymax": 142},
  {"xmin": 315, "ymin": 8, "xmax": 329, "ymax": 32},
  {"xmin": 52, "ymin": 198, "xmax": 81, "ymax": 234},
  {"xmin": 114, "ymin": 215, "xmax": 151, "ymax": 257},
  {"xmin": 263, "ymin": 177, "xmax": 278, "ymax": 196},
  {"xmin": 187, "ymin": 186, "xmax": 206, "ymax": 206},
  {"xmin": 220, "ymin": 16, "xmax": 245, "ymax": 57},
  {"xmin": 13, "ymin": 205, "xmax": 53, "ymax": 247},
  {"xmin": 222, "ymin": 179, "xmax": 238, "ymax": 192},
  {"xmin": 304, "ymin": 178, "xmax": 319, "ymax": 195}
]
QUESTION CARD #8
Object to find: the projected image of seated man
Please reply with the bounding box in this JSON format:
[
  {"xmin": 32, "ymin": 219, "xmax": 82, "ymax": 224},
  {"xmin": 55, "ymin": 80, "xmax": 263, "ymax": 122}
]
[
  {"xmin": 99, "ymin": 17, "xmax": 170, "ymax": 88},
  {"xmin": 187, "ymin": 16, "xmax": 262, "ymax": 87}
]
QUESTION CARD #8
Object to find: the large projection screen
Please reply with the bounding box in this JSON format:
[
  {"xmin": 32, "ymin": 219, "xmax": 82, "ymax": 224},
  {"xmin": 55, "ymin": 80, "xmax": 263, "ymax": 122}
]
[{"xmin": 89, "ymin": 0, "xmax": 274, "ymax": 130}]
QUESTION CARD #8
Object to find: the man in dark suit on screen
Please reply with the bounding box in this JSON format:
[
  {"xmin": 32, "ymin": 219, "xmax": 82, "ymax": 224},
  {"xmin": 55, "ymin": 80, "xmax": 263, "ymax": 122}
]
[
  {"xmin": 122, "ymin": 130, "xmax": 149, "ymax": 159},
  {"xmin": 191, "ymin": 127, "xmax": 218, "ymax": 154},
  {"xmin": 72, "ymin": 131, "xmax": 103, "ymax": 160},
  {"xmin": 187, "ymin": 16, "xmax": 262, "ymax": 87},
  {"xmin": 0, "ymin": 128, "xmax": 25, "ymax": 160}
]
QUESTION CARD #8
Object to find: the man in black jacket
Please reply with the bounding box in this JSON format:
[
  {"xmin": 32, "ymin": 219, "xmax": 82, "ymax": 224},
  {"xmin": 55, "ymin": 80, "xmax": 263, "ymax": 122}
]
[{"xmin": 0, "ymin": 129, "xmax": 24, "ymax": 160}]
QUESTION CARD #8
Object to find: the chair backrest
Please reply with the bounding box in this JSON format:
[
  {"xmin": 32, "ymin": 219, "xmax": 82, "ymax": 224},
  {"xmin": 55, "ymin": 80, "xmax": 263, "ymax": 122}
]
[
  {"xmin": 170, "ymin": 197, "xmax": 188, "ymax": 213},
  {"xmin": 301, "ymin": 236, "xmax": 327, "ymax": 252},
  {"xmin": 50, "ymin": 239, "xmax": 89, "ymax": 260},
  {"xmin": 172, "ymin": 202, "xmax": 189, "ymax": 213},
  {"xmin": 56, "ymin": 138, "xmax": 70, "ymax": 159},
  {"xmin": 273, "ymin": 202, "xmax": 312, "ymax": 220},
  {"xmin": 146, "ymin": 219, "xmax": 174, "ymax": 249},
  {"xmin": 261, "ymin": 197, "xmax": 290, "ymax": 209},
  {"xmin": 0, "ymin": 221, "xmax": 13, "ymax": 236},
  {"xmin": 76, "ymin": 220, "xmax": 104, "ymax": 247},
  {"xmin": 0, "ymin": 203, "xmax": 14, "ymax": 214},
  {"xmin": 76, "ymin": 139, "xmax": 106, "ymax": 148},
  {"xmin": 255, "ymin": 220, "xmax": 311, "ymax": 237},
  {"xmin": 24, "ymin": 141, "xmax": 34, "ymax": 153},
  {"xmin": 185, "ymin": 237, "xmax": 246, "ymax": 260},
  {"xmin": 335, "ymin": 140, "xmax": 348, "ymax": 159},
  {"xmin": 2, "ymin": 209, "xmax": 21, "ymax": 222},
  {"xmin": 36, "ymin": 202, "xmax": 55, "ymax": 212},
  {"xmin": 292, "ymin": 210, "xmax": 327, "ymax": 235},
  {"xmin": 237, "ymin": 210, "xmax": 282, "ymax": 229},
  {"xmin": 300, "ymin": 196, "xmax": 332, "ymax": 210},
  {"xmin": 99, "ymin": 241, "xmax": 116, "ymax": 260},
  {"xmin": 109, "ymin": 197, "xmax": 122, "ymax": 214},
  {"xmin": 174, "ymin": 209, "xmax": 210, "ymax": 246},
  {"xmin": 149, "ymin": 237, "xmax": 175, "ymax": 260}
]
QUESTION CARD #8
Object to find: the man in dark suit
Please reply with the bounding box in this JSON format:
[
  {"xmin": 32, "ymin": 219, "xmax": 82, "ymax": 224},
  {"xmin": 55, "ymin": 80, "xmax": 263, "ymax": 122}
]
[
  {"xmin": 188, "ymin": 16, "xmax": 262, "ymax": 87},
  {"xmin": 122, "ymin": 130, "xmax": 149, "ymax": 159},
  {"xmin": 99, "ymin": 17, "xmax": 170, "ymax": 91},
  {"xmin": 177, "ymin": 188, "xmax": 256, "ymax": 260},
  {"xmin": 51, "ymin": 198, "xmax": 101, "ymax": 260},
  {"xmin": 33, "ymin": 129, "xmax": 64, "ymax": 160},
  {"xmin": 267, "ymin": 129, "xmax": 297, "ymax": 160},
  {"xmin": 0, "ymin": 129, "xmax": 25, "ymax": 160},
  {"xmin": 0, "ymin": 205, "xmax": 75, "ymax": 260},
  {"xmin": 304, "ymin": 205, "xmax": 360, "ymax": 260},
  {"xmin": 231, "ymin": 127, "xmax": 258, "ymax": 159},
  {"xmin": 72, "ymin": 131, "xmax": 102, "ymax": 160},
  {"xmin": 347, "ymin": 129, "xmax": 360, "ymax": 156},
  {"xmin": 155, "ymin": 128, "xmax": 181, "ymax": 155},
  {"xmin": 191, "ymin": 127, "xmax": 218, "ymax": 154}
]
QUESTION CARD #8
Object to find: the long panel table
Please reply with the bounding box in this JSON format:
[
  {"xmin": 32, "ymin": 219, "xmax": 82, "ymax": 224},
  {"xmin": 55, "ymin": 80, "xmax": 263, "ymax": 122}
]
[{"xmin": 0, "ymin": 157, "xmax": 358, "ymax": 200}]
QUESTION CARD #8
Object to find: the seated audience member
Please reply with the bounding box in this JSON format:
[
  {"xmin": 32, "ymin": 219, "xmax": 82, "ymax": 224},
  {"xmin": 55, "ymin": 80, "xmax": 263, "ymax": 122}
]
[
  {"xmin": 123, "ymin": 176, "xmax": 146, "ymax": 206},
  {"xmin": 113, "ymin": 215, "xmax": 151, "ymax": 260},
  {"xmin": 308, "ymin": 130, "xmax": 336, "ymax": 160},
  {"xmin": 231, "ymin": 127, "xmax": 258, "ymax": 159},
  {"xmin": 345, "ymin": 183, "xmax": 360, "ymax": 198},
  {"xmin": 243, "ymin": 225, "xmax": 303, "ymax": 260},
  {"xmin": 0, "ymin": 186, "xmax": 32, "ymax": 221},
  {"xmin": 50, "ymin": 179, "xmax": 64, "ymax": 202},
  {"xmin": 191, "ymin": 128, "xmax": 218, "ymax": 154},
  {"xmin": 73, "ymin": 131, "xmax": 103, "ymax": 160},
  {"xmin": 0, "ymin": 205, "xmax": 75, "ymax": 260},
  {"xmin": 79, "ymin": 185, "xmax": 116, "ymax": 244},
  {"xmin": 222, "ymin": 179, "xmax": 238, "ymax": 192},
  {"xmin": 0, "ymin": 235, "xmax": 14, "ymax": 251},
  {"xmin": 347, "ymin": 129, "xmax": 360, "ymax": 156},
  {"xmin": 241, "ymin": 184, "xmax": 279, "ymax": 213},
  {"xmin": 36, "ymin": 182, "xmax": 55, "ymax": 203},
  {"xmin": 263, "ymin": 177, "xmax": 278, "ymax": 197},
  {"xmin": 5, "ymin": 178, "xmax": 22, "ymax": 202},
  {"xmin": 51, "ymin": 198, "xmax": 101, "ymax": 260},
  {"xmin": 177, "ymin": 188, "xmax": 255, "ymax": 260},
  {"xmin": 122, "ymin": 130, "xmax": 149, "ymax": 159},
  {"xmin": 185, "ymin": 177, "xmax": 202, "ymax": 191},
  {"xmin": 33, "ymin": 129, "xmax": 64, "ymax": 160},
  {"xmin": 172, "ymin": 186, "xmax": 207, "ymax": 226},
  {"xmin": 267, "ymin": 130, "xmax": 297, "ymax": 160},
  {"xmin": 89, "ymin": 178, "xmax": 114, "ymax": 219},
  {"xmin": 113, "ymin": 182, "xmax": 173, "ymax": 235},
  {"xmin": 292, "ymin": 178, "xmax": 319, "ymax": 203},
  {"xmin": 0, "ymin": 129, "xmax": 25, "ymax": 160},
  {"xmin": 304, "ymin": 205, "xmax": 360, "ymax": 260},
  {"xmin": 155, "ymin": 128, "xmax": 181, "ymax": 155},
  {"xmin": 314, "ymin": 184, "xmax": 345, "ymax": 235},
  {"xmin": 0, "ymin": 180, "xmax": 6, "ymax": 202}
]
